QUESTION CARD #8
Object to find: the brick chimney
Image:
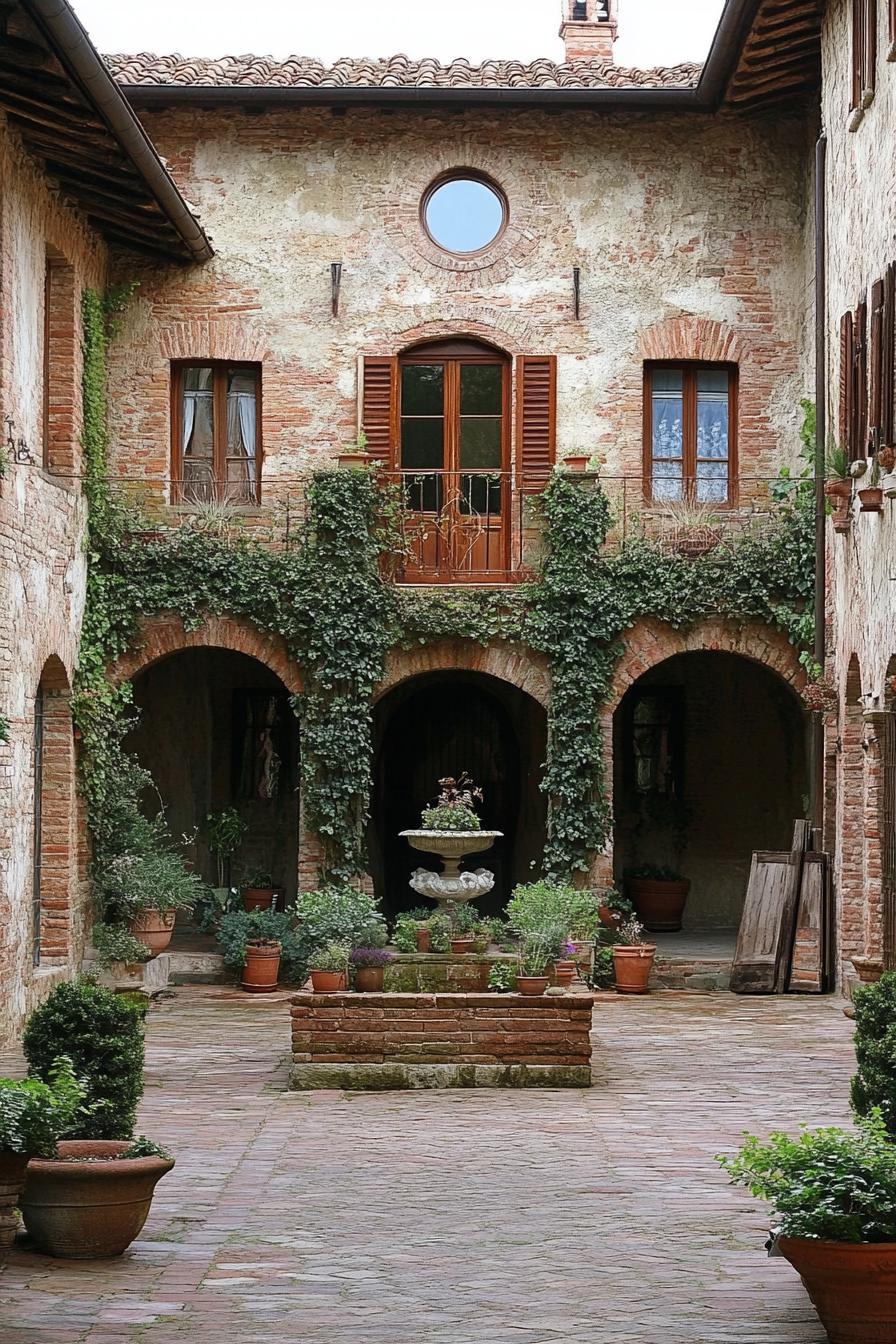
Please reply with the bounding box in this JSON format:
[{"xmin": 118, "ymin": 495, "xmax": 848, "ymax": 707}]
[{"xmin": 560, "ymin": 0, "xmax": 617, "ymax": 62}]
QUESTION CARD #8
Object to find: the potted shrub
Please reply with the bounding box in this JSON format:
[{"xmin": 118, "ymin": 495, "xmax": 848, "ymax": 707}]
[
  {"xmin": 449, "ymin": 902, "xmax": 481, "ymax": 955},
  {"xmin": 611, "ymin": 918, "xmax": 657, "ymax": 994},
  {"xmin": 850, "ymin": 972, "xmax": 896, "ymax": 1138},
  {"xmin": 217, "ymin": 908, "xmax": 307, "ymax": 989},
  {"xmin": 90, "ymin": 922, "xmax": 152, "ymax": 975},
  {"xmin": 99, "ymin": 831, "xmax": 204, "ymax": 957},
  {"xmin": 20, "ymin": 980, "xmax": 174, "ymax": 1258},
  {"xmin": 719, "ymin": 1114, "xmax": 896, "ymax": 1344},
  {"xmin": 564, "ymin": 454, "xmax": 589, "ymax": 472},
  {"xmin": 350, "ymin": 947, "xmax": 395, "ymax": 991},
  {"xmin": 624, "ymin": 864, "xmax": 690, "ymax": 932},
  {"xmin": 0, "ymin": 1061, "xmax": 83, "ymax": 1268},
  {"xmin": 516, "ymin": 929, "xmax": 564, "ymax": 996},
  {"xmin": 291, "ymin": 886, "xmax": 387, "ymax": 960},
  {"xmin": 205, "ymin": 807, "xmax": 247, "ymax": 911},
  {"xmin": 242, "ymin": 871, "xmax": 277, "ymax": 912},
  {"xmin": 310, "ymin": 943, "xmax": 350, "ymax": 992},
  {"xmin": 858, "ymin": 455, "xmax": 883, "ymax": 512}
]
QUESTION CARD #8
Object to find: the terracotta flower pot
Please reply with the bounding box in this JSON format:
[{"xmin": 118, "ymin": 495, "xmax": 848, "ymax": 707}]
[
  {"xmin": 777, "ymin": 1236, "xmax": 896, "ymax": 1344},
  {"xmin": 564, "ymin": 455, "xmax": 589, "ymax": 471},
  {"xmin": 310, "ymin": 969, "xmax": 344, "ymax": 992},
  {"xmin": 825, "ymin": 478, "xmax": 853, "ymax": 503},
  {"xmin": 0, "ymin": 1153, "xmax": 29, "ymax": 1267},
  {"xmin": 128, "ymin": 908, "xmax": 176, "ymax": 957},
  {"xmin": 599, "ymin": 905, "xmax": 622, "ymax": 929},
  {"xmin": 241, "ymin": 939, "xmax": 281, "ymax": 993},
  {"xmin": 612, "ymin": 945, "xmax": 657, "ymax": 994},
  {"xmin": 858, "ymin": 487, "xmax": 883, "ymax": 512},
  {"xmin": 242, "ymin": 886, "xmax": 276, "ymax": 913},
  {"xmin": 625, "ymin": 878, "xmax": 691, "ymax": 932},
  {"xmin": 516, "ymin": 975, "xmax": 549, "ymax": 996},
  {"xmin": 552, "ymin": 961, "xmax": 576, "ymax": 989},
  {"xmin": 415, "ymin": 927, "xmax": 431, "ymax": 954},
  {"xmin": 336, "ymin": 451, "xmax": 370, "ymax": 469},
  {"xmin": 354, "ymin": 966, "xmax": 384, "ymax": 992},
  {"xmin": 21, "ymin": 1141, "xmax": 174, "ymax": 1259},
  {"xmin": 450, "ymin": 937, "xmax": 475, "ymax": 955}
]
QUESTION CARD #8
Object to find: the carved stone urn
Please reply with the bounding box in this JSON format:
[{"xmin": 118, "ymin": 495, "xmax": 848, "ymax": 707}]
[{"xmin": 399, "ymin": 829, "xmax": 503, "ymax": 917}]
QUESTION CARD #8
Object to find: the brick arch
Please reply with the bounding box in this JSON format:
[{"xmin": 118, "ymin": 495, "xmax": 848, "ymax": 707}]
[
  {"xmin": 160, "ymin": 315, "xmax": 270, "ymax": 364},
  {"xmin": 381, "ymin": 311, "xmax": 535, "ymax": 358},
  {"xmin": 375, "ymin": 639, "xmax": 550, "ymax": 708},
  {"xmin": 605, "ymin": 618, "xmax": 804, "ymax": 715},
  {"xmin": 637, "ymin": 315, "xmax": 745, "ymax": 366},
  {"xmin": 108, "ymin": 613, "xmax": 303, "ymax": 694},
  {"xmin": 37, "ymin": 652, "xmax": 71, "ymax": 694}
]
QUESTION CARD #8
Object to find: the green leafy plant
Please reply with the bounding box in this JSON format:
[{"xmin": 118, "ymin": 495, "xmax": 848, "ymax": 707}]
[
  {"xmin": 624, "ymin": 863, "xmax": 684, "ymax": 882},
  {"xmin": 450, "ymin": 904, "xmax": 485, "ymax": 935},
  {"xmin": 0, "ymin": 713, "xmax": 9, "ymax": 745},
  {"xmin": 312, "ymin": 942, "xmax": 350, "ymax": 973},
  {"xmin": 23, "ymin": 979, "xmax": 145, "ymax": 1141},
  {"xmin": 589, "ymin": 946, "xmax": 615, "ymax": 990},
  {"xmin": 206, "ymin": 808, "xmax": 247, "ymax": 886},
  {"xmin": 517, "ymin": 930, "xmax": 565, "ymax": 978},
  {"xmin": 122, "ymin": 1135, "xmax": 172, "ymax": 1161},
  {"xmin": 507, "ymin": 881, "xmax": 598, "ymax": 940},
  {"xmin": 393, "ymin": 914, "xmax": 421, "ymax": 953},
  {"xmin": 243, "ymin": 870, "xmax": 274, "ymax": 889},
  {"xmin": 487, "ymin": 962, "xmax": 517, "ymax": 992},
  {"xmin": 216, "ymin": 908, "xmax": 307, "ymax": 982},
  {"xmin": 98, "ymin": 839, "xmax": 204, "ymax": 919},
  {"xmin": 192, "ymin": 884, "xmax": 240, "ymax": 934},
  {"xmin": 427, "ymin": 913, "xmax": 451, "ymax": 953},
  {"xmin": 91, "ymin": 922, "xmax": 152, "ymax": 969},
  {"xmin": 851, "ymin": 972, "xmax": 896, "ymax": 1138},
  {"xmin": 420, "ymin": 774, "xmax": 484, "ymax": 831},
  {"xmin": 290, "ymin": 886, "xmax": 385, "ymax": 953},
  {"xmin": 825, "ymin": 443, "xmax": 849, "ymax": 481},
  {"xmin": 718, "ymin": 1113, "xmax": 896, "ymax": 1243},
  {"xmin": 0, "ymin": 1060, "xmax": 85, "ymax": 1156},
  {"xmin": 601, "ymin": 889, "xmax": 634, "ymax": 917}
]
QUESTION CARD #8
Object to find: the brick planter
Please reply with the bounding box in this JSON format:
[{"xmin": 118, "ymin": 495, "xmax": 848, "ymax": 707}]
[
  {"xmin": 384, "ymin": 952, "xmax": 516, "ymax": 993},
  {"xmin": 289, "ymin": 992, "xmax": 594, "ymax": 1090}
]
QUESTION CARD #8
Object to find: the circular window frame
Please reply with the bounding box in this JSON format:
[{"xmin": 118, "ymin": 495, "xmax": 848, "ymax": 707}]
[{"xmin": 420, "ymin": 170, "xmax": 509, "ymax": 259}]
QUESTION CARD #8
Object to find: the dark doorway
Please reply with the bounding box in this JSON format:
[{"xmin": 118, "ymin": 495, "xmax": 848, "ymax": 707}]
[
  {"xmin": 613, "ymin": 651, "xmax": 808, "ymax": 930},
  {"xmin": 128, "ymin": 648, "xmax": 300, "ymax": 900},
  {"xmin": 371, "ymin": 671, "xmax": 547, "ymax": 918}
]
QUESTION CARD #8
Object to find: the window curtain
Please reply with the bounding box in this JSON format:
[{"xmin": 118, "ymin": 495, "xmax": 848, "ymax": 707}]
[
  {"xmin": 227, "ymin": 391, "xmax": 257, "ymax": 486},
  {"xmin": 181, "ymin": 394, "xmax": 197, "ymax": 454}
]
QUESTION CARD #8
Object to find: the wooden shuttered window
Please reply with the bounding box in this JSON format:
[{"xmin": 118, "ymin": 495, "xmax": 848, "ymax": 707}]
[
  {"xmin": 515, "ymin": 355, "xmax": 557, "ymax": 492},
  {"xmin": 856, "ymin": 298, "xmax": 869, "ymax": 458},
  {"xmin": 852, "ymin": 0, "xmax": 878, "ymax": 110},
  {"xmin": 884, "ymin": 264, "xmax": 896, "ymax": 446},
  {"xmin": 359, "ymin": 355, "xmax": 397, "ymax": 465},
  {"xmin": 870, "ymin": 278, "xmax": 885, "ymax": 443}
]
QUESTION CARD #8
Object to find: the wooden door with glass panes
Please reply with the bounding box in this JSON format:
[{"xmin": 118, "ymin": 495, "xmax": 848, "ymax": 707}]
[{"xmin": 397, "ymin": 342, "xmax": 509, "ymax": 580}]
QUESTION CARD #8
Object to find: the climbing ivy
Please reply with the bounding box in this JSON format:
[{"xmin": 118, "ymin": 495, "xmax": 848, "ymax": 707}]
[{"xmin": 74, "ymin": 287, "xmax": 814, "ymax": 892}]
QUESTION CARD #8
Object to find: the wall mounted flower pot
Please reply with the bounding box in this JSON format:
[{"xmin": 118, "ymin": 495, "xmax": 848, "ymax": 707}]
[
  {"xmin": 668, "ymin": 528, "xmax": 722, "ymax": 559},
  {"xmin": 612, "ymin": 945, "xmax": 657, "ymax": 994},
  {"xmin": 881, "ymin": 471, "xmax": 896, "ymax": 498},
  {"xmin": 825, "ymin": 478, "xmax": 853, "ymax": 503},
  {"xmin": 564, "ymin": 455, "xmax": 589, "ymax": 471},
  {"xmin": 625, "ymin": 878, "xmax": 691, "ymax": 932},
  {"xmin": 450, "ymin": 937, "xmax": 475, "ymax": 955},
  {"xmin": 0, "ymin": 1153, "xmax": 29, "ymax": 1267},
  {"xmin": 858, "ymin": 487, "xmax": 883, "ymax": 512},
  {"xmin": 242, "ymin": 886, "xmax": 276, "ymax": 912},
  {"xmin": 354, "ymin": 966, "xmax": 385, "ymax": 992},
  {"xmin": 515, "ymin": 976, "xmax": 549, "ymax": 996},
  {"xmin": 21, "ymin": 1141, "xmax": 174, "ymax": 1259},
  {"xmin": 336, "ymin": 452, "xmax": 370, "ymax": 469},
  {"xmin": 415, "ymin": 927, "xmax": 431, "ymax": 954},
  {"xmin": 128, "ymin": 907, "xmax": 176, "ymax": 957},
  {"xmin": 241, "ymin": 939, "xmax": 281, "ymax": 993},
  {"xmin": 777, "ymin": 1236, "xmax": 896, "ymax": 1344},
  {"xmin": 310, "ymin": 969, "xmax": 344, "ymax": 992}
]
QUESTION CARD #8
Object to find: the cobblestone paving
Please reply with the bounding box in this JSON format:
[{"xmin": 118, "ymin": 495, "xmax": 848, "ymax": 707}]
[{"xmin": 0, "ymin": 986, "xmax": 855, "ymax": 1344}]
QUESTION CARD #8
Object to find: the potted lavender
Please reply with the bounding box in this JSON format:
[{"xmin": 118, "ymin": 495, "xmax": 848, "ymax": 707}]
[{"xmin": 349, "ymin": 947, "xmax": 395, "ymax": 992}]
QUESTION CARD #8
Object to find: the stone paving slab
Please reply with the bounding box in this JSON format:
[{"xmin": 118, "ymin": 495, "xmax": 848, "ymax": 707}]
[{"xmin": 0, "ymin": 986, "xmax": 855, "ymax": 1343}]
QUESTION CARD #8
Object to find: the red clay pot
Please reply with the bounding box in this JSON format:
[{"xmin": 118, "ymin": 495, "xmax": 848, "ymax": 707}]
[
  {"xmin": 625, "ymin": 878, "xmax": 691, "ymax": 932},
  {"xmin": 825, "ymin": 479, "xmax": 853, "ymax": 503},
  {"xmin": 516, "ymin": 976, "xmax": 549, "ymax": 996},
  {"xmin": 21, "ymin": 1141, "xmax": 174, "ymax": 1259},
  {"xmin": 450, "ymin": 937, "xmax": 475, "ymax": 955},
  {"xmin": 0, "ymin": 1153, "xmax": 29, "ymax": 1267},
  {"xmin": 242, "ymin": 886, "xmax": 276, "ymax": 912},
  {"xmin": 241, "ymin": 939, "xmax": 280, "ymax": 993},
  {"xmin": 564, "ymin": 455, "xmax": 589, "ymax": 471},
  {"xmin": 310, "ymin": 969, "xmax": 344, "ymax": 992},
  {"xmin": 858, "ymin": 487, "xmax": 883, "ymax": 513},
  {"xmin": 415, "ymin": 927, "xmax": 431, "ymax": 953},
  {"xmin": 128, "ymin": 908, "xmax": 176, "ymax": 957},
  {"xmin": 354, "ymin": 966, "xmax": 385, "ymax": 992},
  {"xmin": 777, "ymin": 1236, "xmax": 896, "ymax": 1343},
  {"xmin": 599, "ymin": 905, "xmax": 622, "ymax": 929},
  {"xmin": 612, "ymin": 945, "xmax": 657, "ymax": 994},
  {"xmin": 552, "ymin": 959, "xmax": 577, "ymax": 989}
]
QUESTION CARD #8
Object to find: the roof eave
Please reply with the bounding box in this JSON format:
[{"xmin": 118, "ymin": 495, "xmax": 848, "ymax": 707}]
[{"xmin": 118, "ymin": 82, "xmax": 706, "ymax": 109}]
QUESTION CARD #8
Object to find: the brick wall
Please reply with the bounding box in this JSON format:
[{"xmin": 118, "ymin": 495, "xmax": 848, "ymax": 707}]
[
  {"xmin": 289, "ymin": 992, "xmax": 594, "ymax": 1088},
  {"xmin": 0, "ymin": 114, "xmax": 105, "ymax": 1042}
]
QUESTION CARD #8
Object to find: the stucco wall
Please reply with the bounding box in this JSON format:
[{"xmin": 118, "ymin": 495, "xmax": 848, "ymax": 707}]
[
  {"xmin": 106, "ymin": 102, "xmax": 813, "ymax": 497},
  {"xmin": 821, "ymin": 0, "xmax": 896, "ymax": 975},
  {"xmin": 0, "ymin": 114, "xmax": 105, "ymax": 1041}
]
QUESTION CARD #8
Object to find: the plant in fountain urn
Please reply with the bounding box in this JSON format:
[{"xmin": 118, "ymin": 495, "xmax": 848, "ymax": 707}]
[{"xmin": 420, "ymin": 773, "xmax": 483, "ymax": 832}]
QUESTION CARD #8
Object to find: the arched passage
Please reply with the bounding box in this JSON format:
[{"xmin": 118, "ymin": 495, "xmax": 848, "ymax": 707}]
[
  {"xmin": 612, "ymin": 649, "xmax": 807, "ymax": 931},
  {"xmin": 370, "ymin": 670, "xmax": 548, "ymax": 917},
  {"xmin": 127, "ymin": 647, "xmax": 300, "ymax": 903}
]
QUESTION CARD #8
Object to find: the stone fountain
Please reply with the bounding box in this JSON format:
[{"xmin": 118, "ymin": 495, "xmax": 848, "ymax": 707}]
[{"xmin": 399, "ymin": 829, "xmax": 503, "ymax": 918}]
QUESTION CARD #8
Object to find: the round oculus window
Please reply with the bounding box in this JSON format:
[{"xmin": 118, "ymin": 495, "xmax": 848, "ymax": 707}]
[{"xmin": 422, "ymin": 174, "xmax": 507, "ymax": 256}]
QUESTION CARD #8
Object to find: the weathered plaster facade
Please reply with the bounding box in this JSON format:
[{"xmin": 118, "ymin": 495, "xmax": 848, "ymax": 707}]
[{"xmin": 0, "ymin": 113, "xmax": 104, "ymax": 1036}]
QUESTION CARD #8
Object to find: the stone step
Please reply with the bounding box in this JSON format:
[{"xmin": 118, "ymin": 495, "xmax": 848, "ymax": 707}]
[
  {"xmin": 168, "ymin": 949, "xmax": 228, "ymax": 985},
  {"xmin": 651, "ymin": 957, "xmax": 732, "ymax": 991}
]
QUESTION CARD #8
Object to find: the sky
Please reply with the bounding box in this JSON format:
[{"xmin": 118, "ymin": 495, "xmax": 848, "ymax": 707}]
[{"xmin": 71, "ymin": 0, "xmax": 725, "ymax": 68}]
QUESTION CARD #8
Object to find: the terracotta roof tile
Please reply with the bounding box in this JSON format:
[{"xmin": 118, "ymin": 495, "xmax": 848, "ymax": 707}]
[{"xmin": 104, "ymin": 52, "xmax": 702, "ymax": 93}]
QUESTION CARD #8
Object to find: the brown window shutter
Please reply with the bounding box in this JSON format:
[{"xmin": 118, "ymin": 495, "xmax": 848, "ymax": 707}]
[
  {"xmin": 866, "ymin": 0, "xmax": 878, "ymax": 95},
  {"xmin": 884, "ymin": 264, "xmax": 896, "ymax": 446},
  {"xmin": 359, "ymin": 355, "xmax": 397, "ymax": 465},
  {"xmin": 840, "ymin": 310, "xmax": 854, "ymax": 453},
  {"xmin": 516, "ymin": 355, "xmax": 557, "ymax": 491},
  {"xmin": 870, "ymin": 278, "xmax": 885, "ymax": 438},
  {"xmin": 855, "ymin": 298, "xmax": 869, "ymax": 458}
]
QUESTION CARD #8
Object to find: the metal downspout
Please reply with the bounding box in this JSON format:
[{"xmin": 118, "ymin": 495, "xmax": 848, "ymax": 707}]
[{"xmin": 812, "ymin": 132, "xmax": 828, "ymax": 834}]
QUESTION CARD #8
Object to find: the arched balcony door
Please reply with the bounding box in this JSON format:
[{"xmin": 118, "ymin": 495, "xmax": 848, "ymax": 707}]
[{"xmin": 397, "ymin": 340, "xmax": 510, "ymax": 580}]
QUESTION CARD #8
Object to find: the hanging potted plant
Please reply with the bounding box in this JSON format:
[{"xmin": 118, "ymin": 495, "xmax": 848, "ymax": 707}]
[
  {"xmin": 719, "ymin": 1114, "xmax": 896, "ymax": 1344},
  {"xmin": 349, "ymin": 947, "xmax": 395, "ymax": 992},
  {"xmin": 858, "ymin": 454, "xmax": 883, "ymax": 512},
  {"xmin": 611, "ymin": 918, "xmax": 657, "ymax": 994},
  {"xmin": 309, "ymin": 943, "xmax": 350, "ymax": 993}
]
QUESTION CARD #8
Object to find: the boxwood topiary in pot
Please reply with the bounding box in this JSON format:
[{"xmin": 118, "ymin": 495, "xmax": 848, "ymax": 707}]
[
  {"xmin": 850, "ymin": 971, "xmax": 896, "ymax": 1138},
  {"xmin": 718, "ymin": 1113, "xmax": 896, "ymax": 1343}
]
